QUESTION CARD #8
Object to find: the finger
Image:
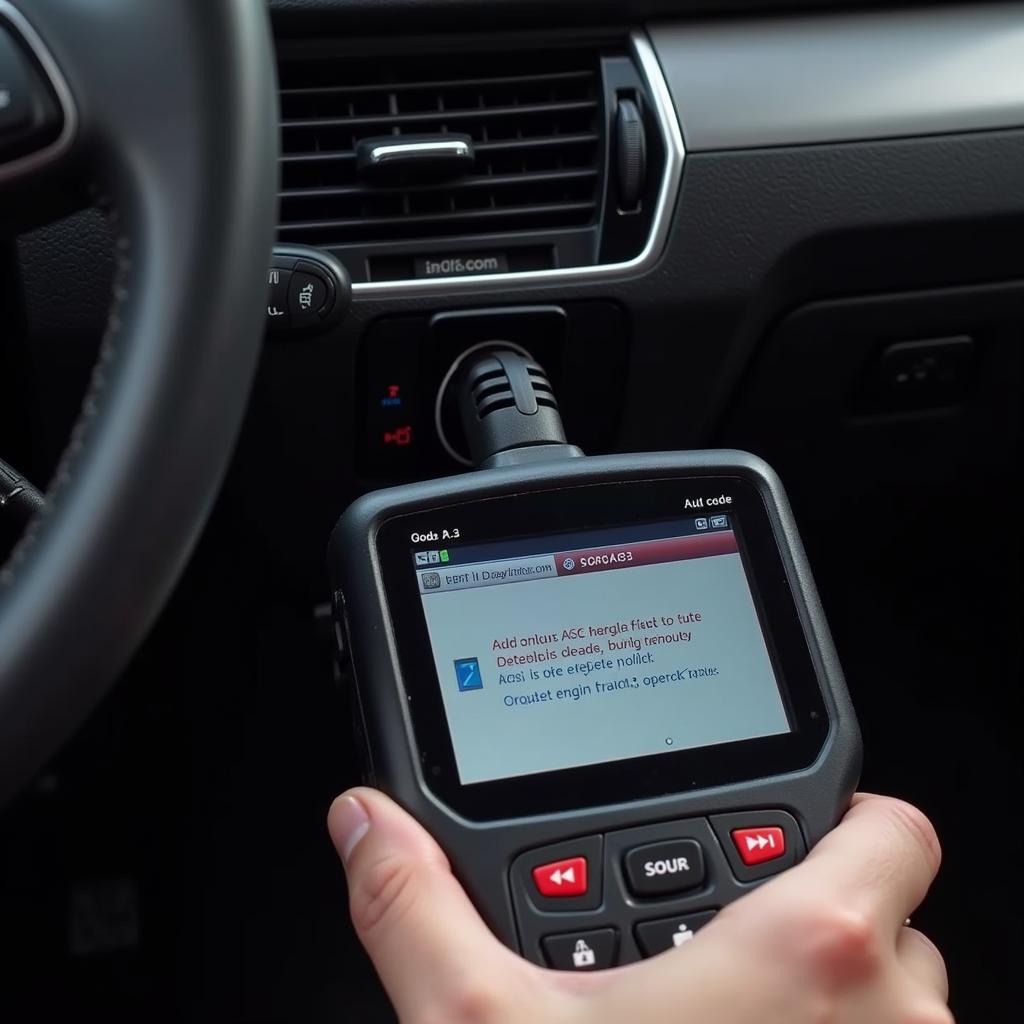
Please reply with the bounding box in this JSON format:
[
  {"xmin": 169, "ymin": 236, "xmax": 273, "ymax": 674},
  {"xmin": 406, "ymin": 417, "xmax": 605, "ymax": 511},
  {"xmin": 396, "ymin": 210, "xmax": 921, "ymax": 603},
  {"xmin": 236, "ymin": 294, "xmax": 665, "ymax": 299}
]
[
  {"xmin": 328, "ymin": 788, "xmax": 525, "ymax": 1021},
  {"xmin": 897, "ymin": 927, "xmax": 949, "ymax": 1003},
  {"xmin": 780, "ymin": 793, "xmax": 942, "ymax": 930}
]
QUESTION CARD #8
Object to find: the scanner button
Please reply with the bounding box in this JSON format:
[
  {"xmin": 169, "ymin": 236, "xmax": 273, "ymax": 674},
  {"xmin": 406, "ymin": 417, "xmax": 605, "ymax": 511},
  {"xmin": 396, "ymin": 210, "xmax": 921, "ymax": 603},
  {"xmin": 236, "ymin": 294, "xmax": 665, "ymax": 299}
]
[
  {"xmin": 624, "ymin": 839, "xmax": 705, "ymax": 897},
  {"xmin": 635, "ymin": 910, "xmax": 716, "ymax": 958},
  {"xmin": 542, "ymin": 928, "xmax": 617, "ymax": 971},
  {"xmin": 532, "ymin": 856, "xmax": 587, "ymax": 898},
  {"xmin": 731, "ymin": 826, "xmax": 786, "ymax": 866},
  {"xmin": 710, "ymin": 811, "xmax": 800, "ymax": 881}
]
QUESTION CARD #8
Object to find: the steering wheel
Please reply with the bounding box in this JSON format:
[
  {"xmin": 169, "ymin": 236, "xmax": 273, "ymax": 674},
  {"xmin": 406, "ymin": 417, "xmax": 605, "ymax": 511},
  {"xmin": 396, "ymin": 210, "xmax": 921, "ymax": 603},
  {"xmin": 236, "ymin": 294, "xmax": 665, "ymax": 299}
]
[{"xmin": 0, "ymin": 2, "xmax": 277, "ymax": 803}]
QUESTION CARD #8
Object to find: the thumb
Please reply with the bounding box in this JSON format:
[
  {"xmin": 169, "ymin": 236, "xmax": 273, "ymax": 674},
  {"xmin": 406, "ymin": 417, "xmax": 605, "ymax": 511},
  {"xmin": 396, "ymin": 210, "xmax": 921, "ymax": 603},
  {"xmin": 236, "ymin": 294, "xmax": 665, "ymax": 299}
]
[{"xmin": 328, "ymin": 787, "xmax": 520, "ymax": 1021}]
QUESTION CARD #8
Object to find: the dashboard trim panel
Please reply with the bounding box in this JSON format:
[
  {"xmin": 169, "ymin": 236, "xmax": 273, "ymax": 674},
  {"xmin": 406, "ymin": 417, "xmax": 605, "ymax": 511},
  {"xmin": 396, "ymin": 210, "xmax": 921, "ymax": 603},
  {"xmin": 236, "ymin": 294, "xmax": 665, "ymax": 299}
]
[{"xmin": 651, "ymin": 3, "xmax": 1024, "ymax": 152}]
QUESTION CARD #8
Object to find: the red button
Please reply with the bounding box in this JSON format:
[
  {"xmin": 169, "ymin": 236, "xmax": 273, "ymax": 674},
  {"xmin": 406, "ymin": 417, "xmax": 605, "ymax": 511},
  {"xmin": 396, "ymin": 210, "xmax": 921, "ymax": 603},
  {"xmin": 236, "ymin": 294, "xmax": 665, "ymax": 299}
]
[
  {"xmin": 731, "ymin": 827, "xmax": 786, "ymax": 866},
  {"xmin": 532, "ymin": 856, "xmax": 588, "ymax": 897}
]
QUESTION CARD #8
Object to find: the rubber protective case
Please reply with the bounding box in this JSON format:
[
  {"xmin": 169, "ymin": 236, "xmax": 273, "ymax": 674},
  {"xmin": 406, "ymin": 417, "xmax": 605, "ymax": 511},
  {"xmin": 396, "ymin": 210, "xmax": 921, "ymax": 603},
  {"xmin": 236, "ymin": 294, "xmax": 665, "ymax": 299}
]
[{"xmin": 328, "ymin": 451, "xmax": 861, "ymax": 962}]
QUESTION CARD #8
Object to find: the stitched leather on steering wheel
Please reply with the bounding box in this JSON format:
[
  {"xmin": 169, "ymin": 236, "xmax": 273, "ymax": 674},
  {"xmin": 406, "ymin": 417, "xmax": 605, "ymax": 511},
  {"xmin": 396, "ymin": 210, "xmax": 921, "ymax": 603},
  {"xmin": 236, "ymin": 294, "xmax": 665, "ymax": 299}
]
[{"xmin": 0, "ymin": 0, "xmax": 278, "ymax": 803}]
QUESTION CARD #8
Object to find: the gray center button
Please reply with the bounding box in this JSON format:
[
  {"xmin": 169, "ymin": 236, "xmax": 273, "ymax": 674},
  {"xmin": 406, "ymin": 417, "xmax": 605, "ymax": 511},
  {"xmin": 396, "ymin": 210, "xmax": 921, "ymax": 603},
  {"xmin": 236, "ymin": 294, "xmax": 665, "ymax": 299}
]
[{"xmin": 623, "ymin": 838, "xmax": 705, "ymax": 897}]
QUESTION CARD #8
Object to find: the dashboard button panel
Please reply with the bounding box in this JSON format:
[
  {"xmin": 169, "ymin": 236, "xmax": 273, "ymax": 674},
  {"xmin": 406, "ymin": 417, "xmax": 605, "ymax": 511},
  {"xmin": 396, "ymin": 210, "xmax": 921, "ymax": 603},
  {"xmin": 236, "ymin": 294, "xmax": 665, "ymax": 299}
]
[{"xmin": 265, "ymin": 246, "xmax": 351, "ymax": 335}]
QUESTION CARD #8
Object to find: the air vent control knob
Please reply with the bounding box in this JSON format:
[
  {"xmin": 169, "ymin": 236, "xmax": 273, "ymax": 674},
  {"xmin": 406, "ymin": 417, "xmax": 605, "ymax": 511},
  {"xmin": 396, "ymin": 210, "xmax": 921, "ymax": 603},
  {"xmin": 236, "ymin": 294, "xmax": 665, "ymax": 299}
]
[{"xmin": 615, "ymin": 98, "xmax": 647, "ymax": 211}]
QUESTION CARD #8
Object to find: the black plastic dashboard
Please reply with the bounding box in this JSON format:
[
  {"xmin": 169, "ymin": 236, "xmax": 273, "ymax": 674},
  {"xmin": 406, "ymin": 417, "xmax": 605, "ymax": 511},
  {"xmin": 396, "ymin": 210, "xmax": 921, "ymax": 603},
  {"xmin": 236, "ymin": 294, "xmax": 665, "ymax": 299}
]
[
  {"xmin": 12, "ymin": 2, "xmax": 1024, "ymax": 573},
  {"xmin": 7, "ymin": 2, "xmax": 1020, "ymax": 497}
]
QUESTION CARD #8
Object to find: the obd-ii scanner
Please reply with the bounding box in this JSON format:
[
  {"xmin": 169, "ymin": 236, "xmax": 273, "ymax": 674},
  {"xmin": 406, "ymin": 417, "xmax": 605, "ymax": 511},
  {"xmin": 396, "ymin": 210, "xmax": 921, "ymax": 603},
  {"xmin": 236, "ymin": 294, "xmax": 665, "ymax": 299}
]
[{"xmin": 329, "ymin": 348, "xmax": 861, "ymax": 970}]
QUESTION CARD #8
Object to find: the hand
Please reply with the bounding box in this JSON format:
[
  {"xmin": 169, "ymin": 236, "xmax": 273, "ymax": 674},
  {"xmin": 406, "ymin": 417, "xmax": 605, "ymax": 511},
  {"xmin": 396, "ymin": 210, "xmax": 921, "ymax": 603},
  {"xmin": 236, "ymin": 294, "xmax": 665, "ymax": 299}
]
[{"xmin": 328, "ymin": 790, "xmax": 951, "ymax": 1024}]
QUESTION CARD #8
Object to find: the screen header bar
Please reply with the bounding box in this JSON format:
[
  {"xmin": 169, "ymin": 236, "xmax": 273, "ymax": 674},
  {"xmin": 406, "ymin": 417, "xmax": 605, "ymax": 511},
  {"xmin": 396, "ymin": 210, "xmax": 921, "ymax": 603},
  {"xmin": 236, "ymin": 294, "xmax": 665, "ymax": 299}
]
[
  {"xmin": 411, "ymin": 513, "xmax": 732, "ymax": 571},
  {"xmin": 418, "ymin": 528, "xmax": 738, "ymax": 595}
]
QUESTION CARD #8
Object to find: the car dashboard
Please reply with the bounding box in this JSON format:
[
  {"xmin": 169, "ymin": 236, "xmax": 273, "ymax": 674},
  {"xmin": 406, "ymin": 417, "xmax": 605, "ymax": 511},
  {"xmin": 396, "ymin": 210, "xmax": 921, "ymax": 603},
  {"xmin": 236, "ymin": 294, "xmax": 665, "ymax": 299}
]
[{"xmin": 0, "ymin": 1, "xmax": 1020, "ymax": 1020}]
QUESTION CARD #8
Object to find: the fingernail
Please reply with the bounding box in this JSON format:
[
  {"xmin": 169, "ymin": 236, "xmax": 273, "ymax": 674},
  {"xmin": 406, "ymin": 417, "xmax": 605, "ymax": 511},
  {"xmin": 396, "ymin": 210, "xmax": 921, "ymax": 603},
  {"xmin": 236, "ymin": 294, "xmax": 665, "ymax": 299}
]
[{"xmin": 332, "ymin": 794, "xmax": 371, "ymax": 864}]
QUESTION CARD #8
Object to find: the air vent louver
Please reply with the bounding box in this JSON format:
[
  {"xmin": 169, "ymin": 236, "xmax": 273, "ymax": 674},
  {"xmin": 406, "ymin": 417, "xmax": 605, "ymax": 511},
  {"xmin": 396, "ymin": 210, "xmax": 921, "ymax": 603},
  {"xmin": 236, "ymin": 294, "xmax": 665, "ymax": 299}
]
[{"xmin": 276, "ymin": 48, "xmax": 604, "ymax": 247}]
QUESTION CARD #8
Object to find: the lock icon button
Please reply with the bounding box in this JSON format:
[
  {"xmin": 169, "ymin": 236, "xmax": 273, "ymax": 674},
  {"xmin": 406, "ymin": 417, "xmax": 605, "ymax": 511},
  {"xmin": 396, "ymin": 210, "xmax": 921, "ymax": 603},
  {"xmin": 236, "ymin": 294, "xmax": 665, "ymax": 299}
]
[
  {"xmin": 572, "ymin": 939, "xmax": 596, "ymax": 968},
  {"xmin": 542, "ymin": 928, "xmax": 617, "ymax": 972}
]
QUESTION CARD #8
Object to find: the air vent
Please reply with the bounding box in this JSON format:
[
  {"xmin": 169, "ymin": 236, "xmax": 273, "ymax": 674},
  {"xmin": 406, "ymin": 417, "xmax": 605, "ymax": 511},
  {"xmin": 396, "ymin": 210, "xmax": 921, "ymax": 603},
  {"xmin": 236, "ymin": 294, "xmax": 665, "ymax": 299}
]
[{"xmin": 276, "ymin": 47, "xmax": 604, "ymax": 247}]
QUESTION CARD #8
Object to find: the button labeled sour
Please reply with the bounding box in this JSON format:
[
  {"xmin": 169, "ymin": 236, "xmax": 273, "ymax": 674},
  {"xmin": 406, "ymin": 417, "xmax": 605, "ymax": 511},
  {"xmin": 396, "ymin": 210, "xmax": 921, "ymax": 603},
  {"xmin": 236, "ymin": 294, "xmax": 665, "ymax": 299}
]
[{"xmin": 624, "ymin": 839, "xmax": 705, "ymax": 897}]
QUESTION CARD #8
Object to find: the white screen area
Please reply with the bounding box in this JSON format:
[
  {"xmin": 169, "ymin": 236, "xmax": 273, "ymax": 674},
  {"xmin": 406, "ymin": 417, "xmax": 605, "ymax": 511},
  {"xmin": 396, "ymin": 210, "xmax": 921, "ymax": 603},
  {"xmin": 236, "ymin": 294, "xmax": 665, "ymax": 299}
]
[{"xmin": 415, "ymin": 526, "xmax": 791, "ymax": 785}]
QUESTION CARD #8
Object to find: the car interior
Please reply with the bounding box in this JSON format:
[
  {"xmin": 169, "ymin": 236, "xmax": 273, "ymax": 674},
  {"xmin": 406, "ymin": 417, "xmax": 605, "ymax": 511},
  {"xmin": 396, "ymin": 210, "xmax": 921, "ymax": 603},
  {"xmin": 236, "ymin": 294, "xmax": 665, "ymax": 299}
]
[{"xmin": 0, "ymin": 0, "xmax": 1020, "ymax": 1020}]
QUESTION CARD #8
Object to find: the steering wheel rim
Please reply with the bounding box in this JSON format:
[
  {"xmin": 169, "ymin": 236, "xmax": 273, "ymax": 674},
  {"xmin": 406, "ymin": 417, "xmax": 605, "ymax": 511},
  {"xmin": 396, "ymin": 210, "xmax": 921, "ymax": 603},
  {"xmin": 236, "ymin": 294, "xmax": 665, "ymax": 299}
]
[{"xmin": 0, "ymin": 1, "xmax": 278, "ymax": 802}]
